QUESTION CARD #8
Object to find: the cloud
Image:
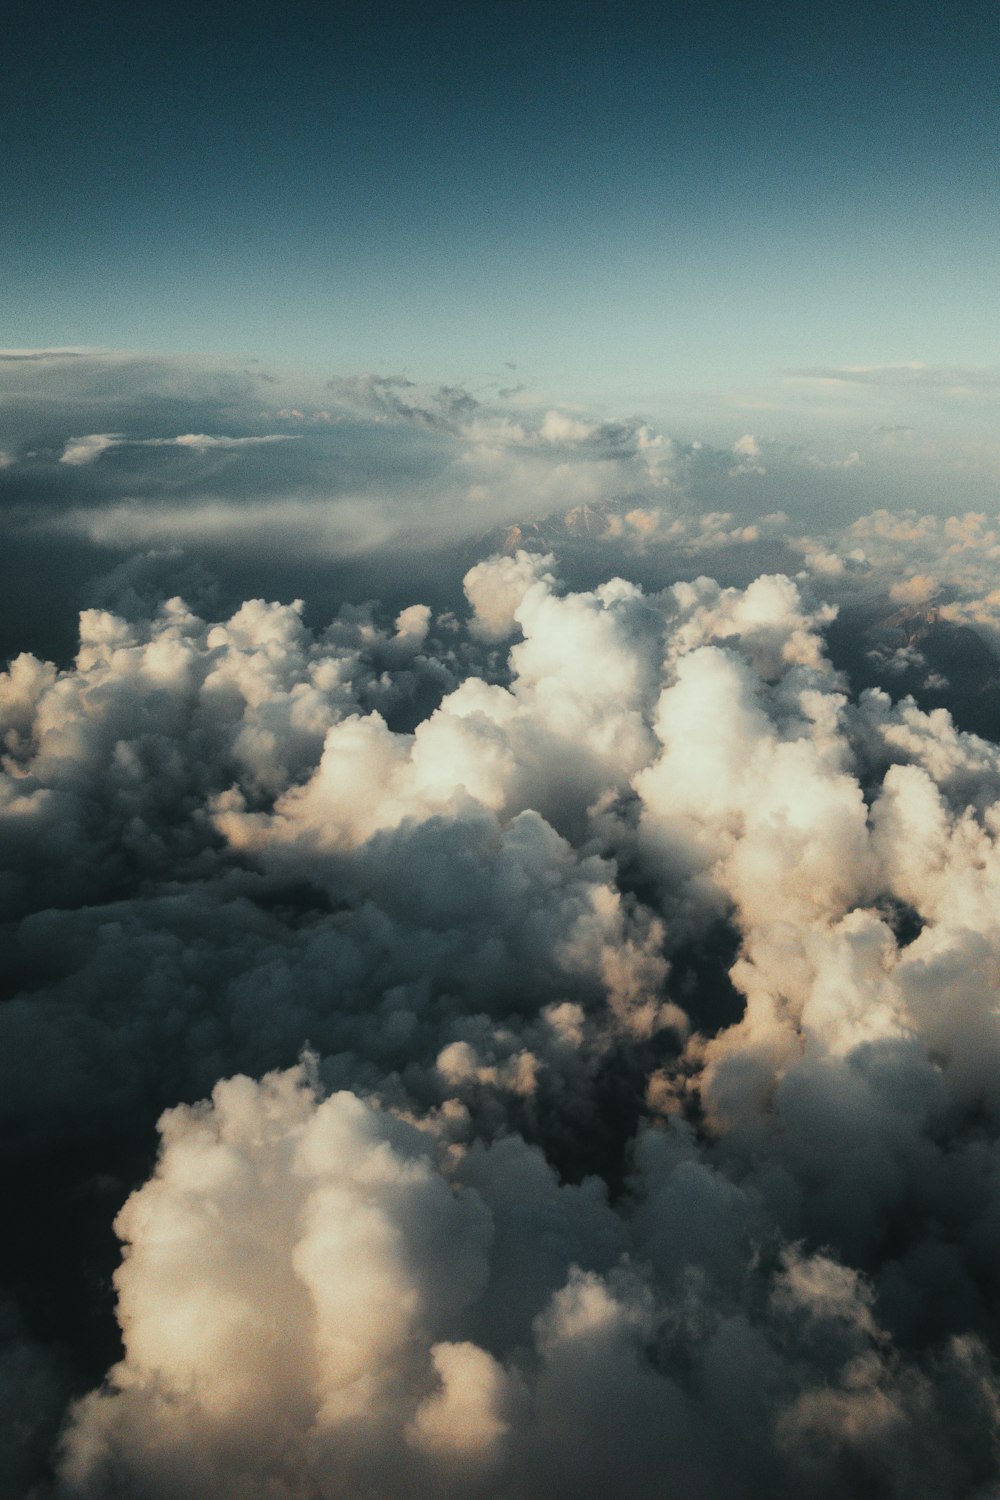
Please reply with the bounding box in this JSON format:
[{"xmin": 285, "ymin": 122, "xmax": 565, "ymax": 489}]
[
  {"xmin": 540, "ymin": 409, "xmax": 598, "ymax": 444},
  {"xmin": 730, "ymin": 432, "xmax": 766, "ymax": 477},
  {"xmin": 323, "ymin": 373, "xmax": 482, "ymax": 431},
  {"xmin": 0, "ymin": 347, "xmax": 99, "ymax": 360},
  {"xmin": 59, "ymin": 432, "xmax": 300, "ymax": 464},
  {"xmin": 150, "ymin": 432, "xmax": 300, "ymax": 450},
  {"xmin": 0, "ymin": 542, "xmax": 999, "ymax": 1493},
  {"xmin": 11, "ymin": 354, "xmax": 1000, "ymax": 1495},
  {"xmin": 56, "ymin": 1058, "xmax": 1000, "ymax": 1500},
  {"xmin": 10, "ymin": 347, "xmax": 1000, "ymax": 684},
  {"xmin": 788, "ymin": 362, "xmax": 1000, "ymax": 390},
  {"xmin": 59, "ymin": 433, "xmax": 123, "ymax": 465},
  {"xmin": 808, "ymin": 450, "xmax": 861, "ymax": 470}
]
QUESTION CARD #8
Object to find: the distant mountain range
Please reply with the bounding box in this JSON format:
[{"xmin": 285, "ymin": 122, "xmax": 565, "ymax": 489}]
[
  {"xmin": 830, "ymin": 598, "xmax": 1000, "ymax": 742},
  {"xmin": 474, "ymin": 500, "xmax": 636, "ymax": 559}
]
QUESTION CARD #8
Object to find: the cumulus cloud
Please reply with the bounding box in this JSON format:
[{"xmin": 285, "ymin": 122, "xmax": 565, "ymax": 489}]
[
  {"xmin": 10, "ymin": 352, "xmax": 1000, "ymax": 1497},
  {"xmin": 730, "ymin": 432, "xmax": 766, "ymax": 476},
  {"xmin": 59, "ymin": 433, "xmax": 123, "ymax": 465},
  {"xmin": 0, "ymin": 538, "xmax": 999, "ymax": 1496},
  {"xmin": 56, "ymin": 1059, "xmax": 1000, "ymax": 1500}
]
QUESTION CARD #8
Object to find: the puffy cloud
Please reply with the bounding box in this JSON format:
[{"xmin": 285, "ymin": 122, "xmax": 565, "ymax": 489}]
[
  {"xmin": 60, "ymin": 433, "xmax": 122, "ymax": 465},
  {"xmin": 731, "ymin": 433, "xmax": 766, "ymax": 476},
  {"xmin": 58, "ymin": 1067, "xmax": 498, "ymax": 1498},
  {"xmin": 56, "ymin": 1062, "xmax": 1000, "ymax": 1500},
  {"xmin": 6, "ymin": 529, "xmax": 1000, "ymax": 1495},
  {"xmin": 539, "ymin": 409, "xmax": 598, "ymax": 444},
  {"xmin": 463, "ymin": 549, "xmax": 555, "ymax": 641}
]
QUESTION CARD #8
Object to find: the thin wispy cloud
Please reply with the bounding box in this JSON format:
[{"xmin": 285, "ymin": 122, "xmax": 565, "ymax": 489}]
[
  {"xmin": 788, "ymin": 362, "xmax": 1000, "ymax": 389},
  {"xmin": 59, "ymin": 431, "xmax": 301, "ymax": 464}
]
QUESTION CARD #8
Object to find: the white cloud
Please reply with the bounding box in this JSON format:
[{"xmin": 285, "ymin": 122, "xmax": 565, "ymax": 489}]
[
  {"xmin": 540, "ymin": 409, "xmax": 598, "ymax": 444},
  {"xmin": 59, "ymin": 431, "xmax": 300, "ymax": 464},
  {"xmin": 59, "ymin": 433, "xmax": 122, "ymax": 465},
  {"xmin": 5, "ymin": 482, "xmax": 1000, "ymax": 1495},
  {"xmin": 157, "ymin": 432, "xmax": 300, "ymax": 450}
]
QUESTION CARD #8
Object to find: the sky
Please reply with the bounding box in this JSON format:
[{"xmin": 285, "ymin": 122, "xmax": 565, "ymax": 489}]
[
  {"xmin": 4, "ymin": 0, "xmax": 999, "ymax": 404},
  {"xmin": 9, "ymin": 6, "xmax": 1000, "ymax": 1499}
]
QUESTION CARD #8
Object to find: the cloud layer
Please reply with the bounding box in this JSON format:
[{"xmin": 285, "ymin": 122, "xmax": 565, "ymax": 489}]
[
  {"xmin": 8, "ymin": 352, "xmax": 1000, "ymax": 1495},
  {"xmin": 7, "ymin": 345, "xmax": 1000, "ymax": 671},
  {"xmin": 4, "ymin": 524, "xmax": 1000, "ymax": 1496}
]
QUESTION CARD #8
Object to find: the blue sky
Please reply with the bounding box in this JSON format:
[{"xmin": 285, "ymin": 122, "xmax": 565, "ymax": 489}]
[{"xmin": 3, "ymin": 0, "xmax": 999, "ymax": 408}]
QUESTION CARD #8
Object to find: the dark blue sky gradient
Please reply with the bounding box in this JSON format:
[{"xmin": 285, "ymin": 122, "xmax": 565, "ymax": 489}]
[{"xmin": 4, "ymin": 0, "xmax": 998, "ymax": 396}]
